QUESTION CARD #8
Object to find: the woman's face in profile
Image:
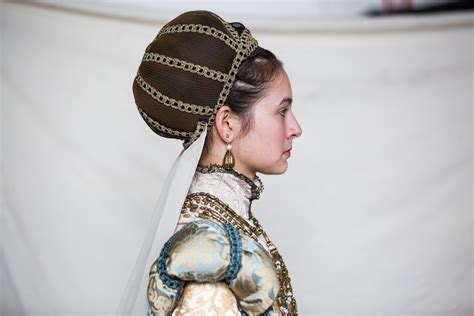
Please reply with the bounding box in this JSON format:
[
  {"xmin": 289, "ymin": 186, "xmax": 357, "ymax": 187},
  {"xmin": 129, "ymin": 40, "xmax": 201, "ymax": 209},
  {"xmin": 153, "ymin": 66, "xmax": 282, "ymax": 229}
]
[{"xmin": 234, "ymin": 69, "xmax": 302, "ymax": 175}]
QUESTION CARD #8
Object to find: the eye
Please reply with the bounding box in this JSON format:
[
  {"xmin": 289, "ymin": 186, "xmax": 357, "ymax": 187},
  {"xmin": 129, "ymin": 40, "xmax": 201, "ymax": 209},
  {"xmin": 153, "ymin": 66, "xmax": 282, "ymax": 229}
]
[{"xmin": 279, "ymin": 108, "xmax": 289, "ymax": 118}]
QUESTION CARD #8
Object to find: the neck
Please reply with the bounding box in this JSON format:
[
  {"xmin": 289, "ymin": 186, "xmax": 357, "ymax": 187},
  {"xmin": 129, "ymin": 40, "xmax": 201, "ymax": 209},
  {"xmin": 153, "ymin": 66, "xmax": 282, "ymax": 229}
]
[{"xmin": 233, "ymin": 162, "xmax": 256, "ymax": 181}]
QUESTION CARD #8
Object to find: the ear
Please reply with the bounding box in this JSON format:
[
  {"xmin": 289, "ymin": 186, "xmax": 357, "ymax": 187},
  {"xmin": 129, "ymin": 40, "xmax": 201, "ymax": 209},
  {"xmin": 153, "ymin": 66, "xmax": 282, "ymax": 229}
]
[{"xmin": 214, "ymin": 105, "xmax": 240, "ymax": 143}]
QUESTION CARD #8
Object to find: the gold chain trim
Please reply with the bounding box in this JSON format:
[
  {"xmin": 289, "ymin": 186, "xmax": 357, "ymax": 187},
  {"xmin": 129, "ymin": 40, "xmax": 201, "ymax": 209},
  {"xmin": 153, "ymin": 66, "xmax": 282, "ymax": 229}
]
[
  {"xmin": 220, "ymin": 20, "xmax": 240, "ymax": 41},
  {"xmin": 142, "ymin": 53, "xmax": 230, "ymax": 83},
  {"xmin": 183, "ymin": 121, "xmax": 208, "ymax": 148},
  {"xmin": 135, "ymin": 74, "xmax": 213, "ymax": 115},
  {"xmin": 137, "ymin": 106, "xmax": 193, "ymax": 138},
  {"xmin": 181, "ymin": 192, "xmax": 260, "ymax": 241},
  {"xmin": 158, "ymin": 24, "xmax": 239, "ymax": 51},
  {"xmin": 181, "ymin": 192, "xmax": 298, "ymax": 315},
  {"xmin": 206, "ymin": 29, "xmax": 258, "ymax": 129},
  {"xmin": 249, "ymin": 213, "xmax": 298, "ymax": 316}
]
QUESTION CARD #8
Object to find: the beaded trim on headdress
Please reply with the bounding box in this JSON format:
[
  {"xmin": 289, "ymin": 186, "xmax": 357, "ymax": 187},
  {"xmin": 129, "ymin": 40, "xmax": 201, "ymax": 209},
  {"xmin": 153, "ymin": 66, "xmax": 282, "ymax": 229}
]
[{"xmin": 135, "ymin": 17, "xmax": 259, "ymax": 149}]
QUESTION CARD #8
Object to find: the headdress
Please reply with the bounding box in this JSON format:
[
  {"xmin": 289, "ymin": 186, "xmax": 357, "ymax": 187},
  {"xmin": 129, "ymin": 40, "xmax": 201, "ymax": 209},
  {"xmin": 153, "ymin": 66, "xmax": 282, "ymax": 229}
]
[
  {"xmin": 133, "ymin": 10, "xmax": 259, "ymax": 148},
  {"xmin": 117, "ymin": 10, "xmax": 259, "ymax": 315}
]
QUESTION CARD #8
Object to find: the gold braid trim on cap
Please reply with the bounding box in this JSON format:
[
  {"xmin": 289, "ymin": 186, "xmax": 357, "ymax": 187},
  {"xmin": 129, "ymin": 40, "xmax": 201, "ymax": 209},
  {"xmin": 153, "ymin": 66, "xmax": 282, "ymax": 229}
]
[
  {"xmin": 220, "ymin": 20, "xmax": 240, "ymax": 41},
  {"xmin": 142, "ymin": 53, "xmax": 230, "ymax": 83},
  {"xmin": 183, "ymin": 120, "xmax": 208, "ymax": 148},
  {"xmin": 182, "ymin": 26, "xmax": 258, "ymax": 147},
  {"xmin": 135, "ymin": 74, "xmax": 214, "ymax": 115},
  {"xmin": 157, "ymin": 24, "xmax": 239, "ymax": 50},
  {"xmin": 207, "ymin": 28, "xmax": 258, "ymax": 129},
  {"xmin": 137, "ymin": 106, "xmax": 193, "ymax": 138}
]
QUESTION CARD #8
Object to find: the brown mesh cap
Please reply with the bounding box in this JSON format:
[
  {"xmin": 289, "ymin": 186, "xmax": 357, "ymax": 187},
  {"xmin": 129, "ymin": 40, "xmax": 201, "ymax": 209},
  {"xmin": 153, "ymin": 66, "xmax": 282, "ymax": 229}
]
[{"xmin": 133, "ymin": 10, "xmax": 259, "ymax": 148}]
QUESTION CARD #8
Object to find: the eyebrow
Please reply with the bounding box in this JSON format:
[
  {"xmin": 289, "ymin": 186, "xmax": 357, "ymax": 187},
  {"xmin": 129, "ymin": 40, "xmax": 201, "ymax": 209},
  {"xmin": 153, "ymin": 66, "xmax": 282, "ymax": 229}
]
[{"xmin": 279, "ymin": 97, "xmax": 293, "ymax": 106}]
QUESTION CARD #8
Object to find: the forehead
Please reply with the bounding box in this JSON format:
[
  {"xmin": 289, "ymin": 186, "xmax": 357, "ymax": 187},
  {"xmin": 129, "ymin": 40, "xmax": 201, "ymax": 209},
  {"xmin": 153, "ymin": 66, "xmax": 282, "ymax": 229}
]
[
  {"xmin": 263, "ymin": 70, "xmax": 292, "ymax": 105},
  {"xmin": 247, "ymin": 69, "xmax": 293, "ymax": 121}
]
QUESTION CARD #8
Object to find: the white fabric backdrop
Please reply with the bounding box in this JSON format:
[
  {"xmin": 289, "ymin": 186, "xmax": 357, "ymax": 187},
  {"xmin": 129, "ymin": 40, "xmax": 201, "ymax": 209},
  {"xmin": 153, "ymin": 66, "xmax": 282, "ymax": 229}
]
[{"xmin": 1, "ymin": 2, "xmax": 472, "ymax": 315}]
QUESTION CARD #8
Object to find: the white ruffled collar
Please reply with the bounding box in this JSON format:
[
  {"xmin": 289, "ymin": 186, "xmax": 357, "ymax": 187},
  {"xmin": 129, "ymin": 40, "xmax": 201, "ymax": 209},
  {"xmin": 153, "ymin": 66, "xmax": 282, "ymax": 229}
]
[{"xmin": 187, "ymin": 164, "xmax": 264, "ymax": 220}]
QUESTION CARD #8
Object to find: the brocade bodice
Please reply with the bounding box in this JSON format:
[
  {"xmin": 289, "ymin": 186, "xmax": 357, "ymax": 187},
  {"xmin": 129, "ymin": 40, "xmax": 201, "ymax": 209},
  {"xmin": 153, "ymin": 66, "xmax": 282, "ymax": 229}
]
[{"xmin": 172, "ymin": 164, "xmax": 298, "ymax": 315}]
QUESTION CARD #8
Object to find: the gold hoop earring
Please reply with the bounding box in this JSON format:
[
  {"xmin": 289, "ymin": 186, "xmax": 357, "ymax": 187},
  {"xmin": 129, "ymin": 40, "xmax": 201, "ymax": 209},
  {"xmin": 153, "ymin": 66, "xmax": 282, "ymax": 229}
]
[{"xmin": 222, "ymin": 143, "xmax": 235, "ymax": 170}]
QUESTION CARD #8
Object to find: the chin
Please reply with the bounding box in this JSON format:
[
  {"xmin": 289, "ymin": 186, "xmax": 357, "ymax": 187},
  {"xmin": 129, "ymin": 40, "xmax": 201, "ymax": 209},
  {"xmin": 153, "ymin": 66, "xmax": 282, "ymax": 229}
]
[{"xmin": 260, "ymin": 162, "xmax": 288, "ymax": 175}]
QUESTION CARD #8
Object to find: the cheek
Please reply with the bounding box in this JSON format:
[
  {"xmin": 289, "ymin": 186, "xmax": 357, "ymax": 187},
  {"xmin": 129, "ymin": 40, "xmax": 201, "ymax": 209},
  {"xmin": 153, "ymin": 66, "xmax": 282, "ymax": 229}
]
[
  {"xmin": 256, "ymin": 119, "xmax": 274, "ymax": 137},
  {"xmin": 267, "ymin": 119, "xmax": 285, "ymax": 139},
  {"xmin": 253, "ymin": 121, "xmax": 285, "ymax": 153},
  {"xmin": 238, "ymin": 125, "xmax": 268, "ymax": 156},
  {"xmin": 237, "ymin": 111, "xmax": 286, "ymax": 158}
]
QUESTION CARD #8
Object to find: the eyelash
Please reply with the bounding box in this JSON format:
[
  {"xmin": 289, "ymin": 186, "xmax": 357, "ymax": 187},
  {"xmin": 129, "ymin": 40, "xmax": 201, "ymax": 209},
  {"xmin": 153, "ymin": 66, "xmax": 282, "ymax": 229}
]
[{"xmin": 279, "ymin": 108, "xmax": 289, "ymax": 117}]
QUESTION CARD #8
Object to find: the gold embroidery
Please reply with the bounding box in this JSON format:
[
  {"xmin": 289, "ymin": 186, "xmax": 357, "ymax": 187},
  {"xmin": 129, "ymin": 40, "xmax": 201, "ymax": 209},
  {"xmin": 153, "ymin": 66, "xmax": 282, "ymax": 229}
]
[{"xmin": 181, "ymin": 192, "xmax": 298, "ymax": 315}]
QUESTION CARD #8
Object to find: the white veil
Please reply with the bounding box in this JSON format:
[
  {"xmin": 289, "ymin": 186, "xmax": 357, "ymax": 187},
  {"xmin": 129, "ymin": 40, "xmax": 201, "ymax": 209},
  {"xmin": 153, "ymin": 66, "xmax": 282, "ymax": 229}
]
[{"xmin": 117, "ymin": 130, "xmax": 207, "ymax": 315}]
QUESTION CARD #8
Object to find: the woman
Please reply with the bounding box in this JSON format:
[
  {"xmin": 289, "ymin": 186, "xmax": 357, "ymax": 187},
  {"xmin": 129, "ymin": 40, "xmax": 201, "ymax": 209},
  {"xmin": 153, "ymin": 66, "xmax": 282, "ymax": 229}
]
[{"xmin": 119, "ymin": 10, "xmax": 302, "ymax": 316}]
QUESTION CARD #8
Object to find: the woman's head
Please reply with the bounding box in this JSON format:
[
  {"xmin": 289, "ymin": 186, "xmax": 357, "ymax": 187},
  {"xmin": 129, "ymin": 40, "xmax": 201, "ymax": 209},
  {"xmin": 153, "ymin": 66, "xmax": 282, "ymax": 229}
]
[{"xmin": 200, "ymin": 48, "xmax": 302, "ymax": 178}]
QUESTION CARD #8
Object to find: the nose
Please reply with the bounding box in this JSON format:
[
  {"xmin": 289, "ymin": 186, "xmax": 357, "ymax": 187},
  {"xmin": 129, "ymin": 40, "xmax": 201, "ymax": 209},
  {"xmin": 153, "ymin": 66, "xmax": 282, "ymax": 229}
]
[{"xmin": 288, "ymin": 112, "xmax": 302, "ymax": 139}]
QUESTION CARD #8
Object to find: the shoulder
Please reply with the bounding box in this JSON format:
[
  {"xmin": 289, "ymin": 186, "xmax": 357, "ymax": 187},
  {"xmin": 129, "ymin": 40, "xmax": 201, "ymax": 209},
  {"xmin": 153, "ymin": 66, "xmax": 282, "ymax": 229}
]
[{"xmin": 148, "ymin": 219, "xmax": 279, "ymax": 315}]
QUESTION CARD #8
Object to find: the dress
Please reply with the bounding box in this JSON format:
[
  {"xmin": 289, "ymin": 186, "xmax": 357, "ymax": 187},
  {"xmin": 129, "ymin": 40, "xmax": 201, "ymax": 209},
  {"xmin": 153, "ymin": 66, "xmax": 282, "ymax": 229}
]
[{"xmin": 147, "ymin": 165, "xmax": 297, "ymax": 315}]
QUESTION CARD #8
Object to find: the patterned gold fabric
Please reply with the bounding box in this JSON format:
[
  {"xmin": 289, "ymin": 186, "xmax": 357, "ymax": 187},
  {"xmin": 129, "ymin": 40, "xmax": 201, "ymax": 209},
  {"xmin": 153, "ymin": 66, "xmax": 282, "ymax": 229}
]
[
  {"xmin": 172, "ymin": 282, "xmax": 240, "ymax": 316},
  {"xmin": 173, "ymin": 283, "xmax": 283, "ymax": 316},
  {"xmin": 167, "ymin": 220, "xmax": 230, "ymax": 282},
  {"xmin": 229, "ymin": 233, "xmax": 279, "ymax": 314}
]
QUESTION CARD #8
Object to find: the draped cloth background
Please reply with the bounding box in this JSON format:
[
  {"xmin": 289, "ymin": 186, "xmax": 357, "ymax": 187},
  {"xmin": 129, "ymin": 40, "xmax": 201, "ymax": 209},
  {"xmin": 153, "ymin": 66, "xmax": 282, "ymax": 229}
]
[{"xmin": 1, "ymin": 2, "xmax": 472, "ymax": 315}]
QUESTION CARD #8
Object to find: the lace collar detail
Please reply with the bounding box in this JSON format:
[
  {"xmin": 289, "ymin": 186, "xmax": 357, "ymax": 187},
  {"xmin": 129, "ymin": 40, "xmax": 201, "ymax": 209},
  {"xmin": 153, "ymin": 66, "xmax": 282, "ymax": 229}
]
[
  {"xmin": 187, "ymin": 164, "xmax": 264, "ymax": 220},
  {"xmin": 196, "ymin": 164, "xmax": 264, "ymax": 200}
]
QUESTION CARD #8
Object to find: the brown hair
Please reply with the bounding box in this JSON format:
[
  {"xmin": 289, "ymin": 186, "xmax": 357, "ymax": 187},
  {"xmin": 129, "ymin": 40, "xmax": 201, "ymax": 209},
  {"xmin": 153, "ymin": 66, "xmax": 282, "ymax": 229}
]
[{"xmin": 201, "ymin": 46, "xmax": 284, "ymax": 158}]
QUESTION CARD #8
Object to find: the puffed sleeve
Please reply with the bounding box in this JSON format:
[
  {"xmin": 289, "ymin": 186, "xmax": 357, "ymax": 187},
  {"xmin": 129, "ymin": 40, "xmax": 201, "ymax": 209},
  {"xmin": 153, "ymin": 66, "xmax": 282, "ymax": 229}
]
[{"xmin": 146, "ymin": 219, "xmax": 279, "ymax": 316}]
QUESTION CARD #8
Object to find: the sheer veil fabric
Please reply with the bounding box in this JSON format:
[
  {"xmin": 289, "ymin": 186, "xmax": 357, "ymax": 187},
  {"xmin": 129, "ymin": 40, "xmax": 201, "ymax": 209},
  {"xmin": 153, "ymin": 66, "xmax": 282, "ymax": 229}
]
[{"xmin": 117, "ymin": 131, "xmax": 207, "ymax": 315}]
